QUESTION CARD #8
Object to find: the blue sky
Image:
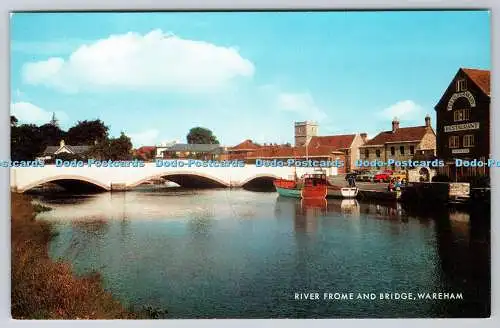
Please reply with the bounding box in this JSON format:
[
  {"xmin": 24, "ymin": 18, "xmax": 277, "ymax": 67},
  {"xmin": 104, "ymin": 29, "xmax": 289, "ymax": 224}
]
[{"xmin": 10, "ymin": 11, "xmax": 490, "ymax": 147}]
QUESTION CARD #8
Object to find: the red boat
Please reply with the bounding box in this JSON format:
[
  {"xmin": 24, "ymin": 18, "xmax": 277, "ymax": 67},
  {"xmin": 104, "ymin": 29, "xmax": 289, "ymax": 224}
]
[
  {"xmin": 300, "ymin": 173, "xmax": 328, "ymax": 199},
  {"xmin": 274, "ymin": 178, "xmax": 297, "ymax": 189}
]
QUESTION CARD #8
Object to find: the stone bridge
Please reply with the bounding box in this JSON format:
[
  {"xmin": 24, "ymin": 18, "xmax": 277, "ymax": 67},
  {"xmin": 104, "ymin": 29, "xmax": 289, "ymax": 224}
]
[{"xmin": 10, "ymin": 161, "xmax": 299, "ymax": 193}]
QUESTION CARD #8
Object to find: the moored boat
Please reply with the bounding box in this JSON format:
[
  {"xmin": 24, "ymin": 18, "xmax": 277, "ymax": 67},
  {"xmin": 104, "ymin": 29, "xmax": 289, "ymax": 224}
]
[
  {"xmin": 327, "ymin": 186, "xmax": 359, "ymax": 199},
  {"xmin": 301, "ymin": 173, "xmax": 328, "ymax": 199},
  {"xmin": 273, "ymin": 178, "xmax": 302, "ymax": 198},
  {"xmin": 275, "ymin": 186, "xmax": 302, "ymax": 198}
]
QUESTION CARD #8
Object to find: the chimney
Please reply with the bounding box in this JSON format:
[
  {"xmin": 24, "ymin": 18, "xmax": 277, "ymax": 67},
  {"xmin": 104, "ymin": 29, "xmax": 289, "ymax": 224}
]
[
  {"xmin": 360, "ymin": 133, "xmax": 368, "ymax": 143},
  {"xmin": 60, "ymin": 139, "xmax": 65, "ymax": 148},
  {"xmin": 392, "ymin": 117, "xmax": 399, "ymax": 133},
  {"xmin": 425, "ymin": 114, "xmax": 431, "ymax": 128}
]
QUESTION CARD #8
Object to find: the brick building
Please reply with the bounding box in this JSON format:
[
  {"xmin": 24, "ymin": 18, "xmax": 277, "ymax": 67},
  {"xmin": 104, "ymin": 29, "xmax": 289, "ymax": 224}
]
[
  {"xmin": 434, "ymin": 68, "xmax": 491, "ymax": 181},
  {"xmin": 226, "ymin": 121, "xmax": 366, "ymax": 174},
  {"xmin": 358, "ymin": 116, "xmax": 436, "ymax": 170},
  {"xmin": 133, "ymin": 146, "xmax": 156, "ymax": 161},
  {"xmin": 308, "ymin": 134, "xmax": 367, "ymax": 172}
]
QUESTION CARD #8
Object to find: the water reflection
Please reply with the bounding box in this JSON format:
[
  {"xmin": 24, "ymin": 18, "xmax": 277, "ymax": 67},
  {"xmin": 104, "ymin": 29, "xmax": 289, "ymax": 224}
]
[
  {"xmin": 34, "ymin": 189, "xmax": 275, "ymax": 222},
  {"xmin": 31, "ymin": 189, "xmax": 489, "ymax": 318}
]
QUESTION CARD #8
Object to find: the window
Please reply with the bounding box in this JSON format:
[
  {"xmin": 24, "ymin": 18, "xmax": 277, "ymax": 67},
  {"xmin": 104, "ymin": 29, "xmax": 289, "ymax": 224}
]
[
  {"xmin": 449, "ymin": 136, "xmax": 460, "ymax": 148},
  {"xmin": 365, "ymin": 149, "xmax": 369, "ymax": 158},
  {"xmin": 464, "ymin": 108, "xmax": 470, "ymax": 120},
  {"xmin": 454, "ymin": 108, "xmax": 471, "ymax": 122},
  {"xmin": 463, "ymin": 135, "xmax": 474, "ymax": 147},
  {"xmin": 390, "ymin": 147, "xmax": 395, "ymax": 156},
  {"xmin": 410, "ymin": 146, "xmax": 415, "ymax": 155},
  {"xmin": 456, "ymin": 79, "xmax": 467, "ymax": 92},
  {"xmin": 376, "ymin": 149, "xmax": 381, "ymax": 158},
  {"xmin": 400, "ymin": 146, "xmax": 405, "ymax": 155}
]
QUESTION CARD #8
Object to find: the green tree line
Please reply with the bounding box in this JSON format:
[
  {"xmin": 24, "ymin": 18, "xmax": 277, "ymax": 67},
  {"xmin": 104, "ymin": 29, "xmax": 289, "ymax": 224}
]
[{"xmin": 10, "ymin": 116, "xmax": 133, "ymax": 161}]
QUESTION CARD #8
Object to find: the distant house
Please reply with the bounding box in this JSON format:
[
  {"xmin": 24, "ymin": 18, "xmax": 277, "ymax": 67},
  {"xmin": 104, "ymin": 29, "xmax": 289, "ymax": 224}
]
[
  {"xmin": 155, "ymin": 140, "xmax": 179, "ymax": 158},
  {"xmin": 244, "ymin": 144, "xmax": 346, "ymax": 176},
  {"xmin": 358, "ymin": 116, "xmax": 436, "ymax": 170},
  {"xmin": 133, "ymin": 146, "xmax": 156, "ymax": 161},
  {"xmin": 39, "ymin": 140, "xmax": 91, "ymax": 162},
  {"xmin": 161, "ymin": 143, "xmax": 226, "ymax": 160},
  {"xmin": 225, "ymin": 139, "xmax": 266, "ymax": 160},
  {"xmin": 226, "ymin": 121, "xmax": 366, "ymax": 173},
  {"xmin": 307, "ymin": 134, "xmax": 367, "ymax": 172}
]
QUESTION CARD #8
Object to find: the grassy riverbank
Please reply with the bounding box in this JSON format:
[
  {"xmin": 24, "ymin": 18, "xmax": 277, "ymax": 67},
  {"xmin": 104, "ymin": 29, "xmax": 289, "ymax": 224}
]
[{"xmin": 11, "ymin": 192, "xmax": 136, "ymax": 319}]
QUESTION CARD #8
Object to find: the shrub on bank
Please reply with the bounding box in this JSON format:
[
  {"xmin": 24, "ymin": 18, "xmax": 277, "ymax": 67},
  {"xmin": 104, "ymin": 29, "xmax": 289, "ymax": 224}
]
[
  {"xmin": 32, "ymin": 203, "xmax": 52, "ymax": 214},
  {"xmin": 11, "ymin": 193, "xmax": 136, "ymax": 319}
]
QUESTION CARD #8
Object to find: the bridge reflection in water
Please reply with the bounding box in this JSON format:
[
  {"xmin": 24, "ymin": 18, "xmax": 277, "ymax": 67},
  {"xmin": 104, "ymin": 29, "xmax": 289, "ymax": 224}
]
[{"xmin": 32, "ymin": 189, "xmax": 489, "ymax": 318}]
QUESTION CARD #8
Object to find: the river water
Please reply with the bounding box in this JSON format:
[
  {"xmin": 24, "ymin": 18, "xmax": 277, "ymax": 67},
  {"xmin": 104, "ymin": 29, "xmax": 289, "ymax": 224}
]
[{"xmin": 31, "ymin": 188, "xmax": 490, "ymax": 318}]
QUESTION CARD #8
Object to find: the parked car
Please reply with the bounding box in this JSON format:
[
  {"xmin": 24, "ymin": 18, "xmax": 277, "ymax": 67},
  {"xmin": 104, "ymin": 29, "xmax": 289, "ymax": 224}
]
[
  {"xmin": 357, "ymin": 171, "xmax": 376, "ymax": 182},
  {"xmin": 391, "ymin": 171, "xmax": 408, "ymax": 182},
  {"xmin": 373, "ymin": 170, "xmax": 394, "ymax": 183}
]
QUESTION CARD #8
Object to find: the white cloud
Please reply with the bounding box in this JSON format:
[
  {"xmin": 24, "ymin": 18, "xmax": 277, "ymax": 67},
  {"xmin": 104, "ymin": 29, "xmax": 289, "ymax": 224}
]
[
  {"xmin": 128, "ymin": 129, "xmax": 160, "ymax": 147},
  {"xmin": 377, "ymin": 100, "xmax": 424, "ymax": 121},
  {"xmin": 276, "ymin": 92, "xmax": 327, "ymax": 121},
  {"xmin": 21, "ymin": 29, "xmax": 255, "ymax": 93},
  {"xmin": 10, "ymin": 101, "xmax": 68, "ymax": 126}
]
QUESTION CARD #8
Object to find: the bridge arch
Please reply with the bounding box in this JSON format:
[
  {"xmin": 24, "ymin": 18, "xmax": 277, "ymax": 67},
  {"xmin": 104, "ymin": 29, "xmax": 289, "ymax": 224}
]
[
  {"xmin": 128, "ymin": 171, "xmax": 230, "ymax": 189},
  {"xmin": 239, "ymin": 173, "xmax": 280, "ymax": 186},
  {"xmin": 239, "ymin": 173, "xmax": 280, "ymax": 191},
  {"xmin": 19, "ymin": 175, "xmax": 110, "ymax": 193}
]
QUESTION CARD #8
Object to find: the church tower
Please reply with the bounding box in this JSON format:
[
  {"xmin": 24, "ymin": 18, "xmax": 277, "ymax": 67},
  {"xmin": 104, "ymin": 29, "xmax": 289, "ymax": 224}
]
[
  {"xmin": 49, "ymin": 112, "xmax": 59, "ymax": 127},
  {"xmin": 294, "ymin": 121, "xmax": 318, "ymax": 147}
]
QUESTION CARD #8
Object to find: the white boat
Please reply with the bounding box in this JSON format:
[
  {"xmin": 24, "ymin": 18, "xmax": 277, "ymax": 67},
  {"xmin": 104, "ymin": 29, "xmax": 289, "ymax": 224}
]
[{"xmin": 327, "ymin": 186, "xmax": 359, "ymax": 199}]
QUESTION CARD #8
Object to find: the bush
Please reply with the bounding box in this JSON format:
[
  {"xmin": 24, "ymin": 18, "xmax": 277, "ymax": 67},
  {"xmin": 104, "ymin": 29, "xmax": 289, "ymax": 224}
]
[
  {"xmin": 32, "ymin": 203, "xmax": 52, "ymax": 214},
  {"xmin": 11, "ymin": 193, "xmax": 134, "ymax": 319}
]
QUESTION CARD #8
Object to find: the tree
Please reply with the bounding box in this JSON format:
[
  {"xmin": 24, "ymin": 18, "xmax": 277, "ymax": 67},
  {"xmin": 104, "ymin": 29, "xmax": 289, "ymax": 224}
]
[
  {"xmin": 108, "ymin": 132, "xmax": 133, "ymax": 160},
  {"xmin": 39, "ymin": 123, "xmax": 66, "ymax": 148},
  {"xmin": 11, "ymin": 124, "xmax": 44, "ymax": 161},
  {"xmin": 10, "ymin": 115, "xmax": 18, "ymax": 127},
  {"xmin": 186, "ymin": 127, "xmax": 220, "ymax": 144},
  {"xmin": 67, "ymin": 119, "xmax": 109, "ymax": 146},
  {"xmin": 88, "ymin": 132, "xmax": 132, "ymax": 161}
]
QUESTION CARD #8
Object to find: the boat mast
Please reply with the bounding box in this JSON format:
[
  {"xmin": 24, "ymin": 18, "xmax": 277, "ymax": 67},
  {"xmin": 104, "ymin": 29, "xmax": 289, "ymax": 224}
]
[
  {"xmin": 293, "ymin": 147, "xmax": 298, "ymax": 180},
  {"xmin": 306, "ymin": 138, "xmax": 309, "ymax": 161}
]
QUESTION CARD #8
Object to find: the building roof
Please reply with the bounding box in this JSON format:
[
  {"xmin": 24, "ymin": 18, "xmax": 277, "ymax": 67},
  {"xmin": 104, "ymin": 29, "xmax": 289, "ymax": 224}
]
[
  {"xmin": 43, "ymin": 146, "xmax": 60, "ymax": 155},
  {"xmin": 361, "ymin": 126, "xmax": 430, "ymax": 147},
  {"xmin": 66, "ymin": 145, "xmax": 91, "ymax": 153},
  {"xmin": 308, "ymin": 135, "xmax": 356, "ymax": 150},
  {"xmin": 435, "ymin": 67, "xmax": 491, "ymax": 110},
  {"xmin": 247, "ymin": 145, "xmax": 343, "ymax": 158},
  {"xmin": 462, "ymin": 68, "xmax": 490, "ymax": 96},
  {"xmin": 136, "ymin": 146, "xmax": 156, "ymax": 153},
  {"xmin": 43, "ymin": 144, "xmax": 90, "ymax": 155},
  {"xmin": 229, "ymin": 139, "xmax": 261, "ymax": 151},
  {"xmin": 166, "ymin": 143, "xmax": 222, "ymax": 152}
]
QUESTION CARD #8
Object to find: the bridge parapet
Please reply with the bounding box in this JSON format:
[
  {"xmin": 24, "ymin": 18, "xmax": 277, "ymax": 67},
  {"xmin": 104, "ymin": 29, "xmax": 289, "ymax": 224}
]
[{"xmin": 10, "ymin": 163, "xmax": 295, "ymax": 192}]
